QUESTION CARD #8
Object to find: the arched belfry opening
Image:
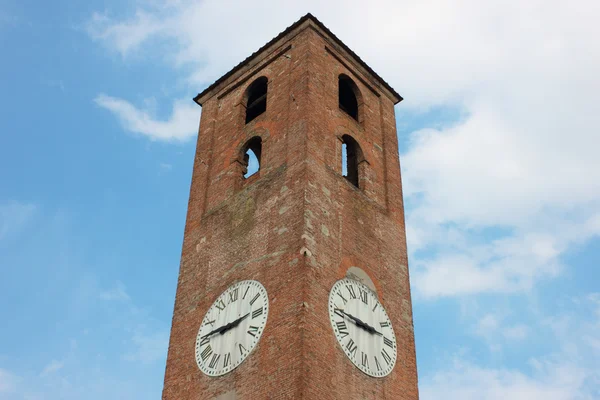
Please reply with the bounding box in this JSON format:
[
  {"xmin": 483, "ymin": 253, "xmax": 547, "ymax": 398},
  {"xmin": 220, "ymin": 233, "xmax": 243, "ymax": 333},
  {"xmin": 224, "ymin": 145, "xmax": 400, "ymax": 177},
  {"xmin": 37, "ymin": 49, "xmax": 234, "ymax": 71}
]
[
  {"xmin": 245, "ymin": 77, "xmax": 268, "ymax": 124},
  {"xmin": 338, "ymin": 74, "xmax": 361, "ymax": 121},
  {"xmin": 341, "ymin": 134, "xmax": 363, "ymax": 188},
  {"xmin": 241, "ymin": 136, "xmax": 262, "ymax": 178}
]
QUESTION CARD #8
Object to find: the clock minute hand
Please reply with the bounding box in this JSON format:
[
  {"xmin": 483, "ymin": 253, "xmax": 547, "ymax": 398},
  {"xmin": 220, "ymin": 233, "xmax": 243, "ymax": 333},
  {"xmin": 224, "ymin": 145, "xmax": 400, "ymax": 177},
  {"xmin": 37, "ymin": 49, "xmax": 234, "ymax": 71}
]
[
  {"xmin": 341, "ymin": 310, "xmax": 364, "ymax": 327},
  {"xmin": 347, "ymin": 313, "xmax": 373, "ymax": 333},
  {"xmin": 201, "ymin": 312, "xmax": 250, "ymax": 339},
  {"xmin": 201, "ymin": 324, "xmax": 226, "ymax": 340},
  {"xmin": 358, "ymin": 317, "xmax": 383, "ymax": 336},
  {"xmin": 358, "ymin": 320, "xmax": 383, "ymax": 336},
  {"xmin": 339, "ymin": 309, "xmax": 383, "ymax": 336},
  {"xmin": 219, "ymin": 312, "xmax": 250, "ymax": 335}
]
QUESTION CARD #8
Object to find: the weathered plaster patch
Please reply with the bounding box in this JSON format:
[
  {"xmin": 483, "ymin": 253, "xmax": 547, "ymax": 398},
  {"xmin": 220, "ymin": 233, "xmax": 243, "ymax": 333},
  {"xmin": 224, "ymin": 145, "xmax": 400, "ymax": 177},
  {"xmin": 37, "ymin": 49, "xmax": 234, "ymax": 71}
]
[
  {"xmin": 301, "ymin": 233, "xmax": 315, "ymax": 244},
  {"xmin": 300, "ymin": 247, "xmax": 312, "ymax": 257},
  {"xmin": 279, "ymin": 205, "xmax": 290, "ymax": 215}
]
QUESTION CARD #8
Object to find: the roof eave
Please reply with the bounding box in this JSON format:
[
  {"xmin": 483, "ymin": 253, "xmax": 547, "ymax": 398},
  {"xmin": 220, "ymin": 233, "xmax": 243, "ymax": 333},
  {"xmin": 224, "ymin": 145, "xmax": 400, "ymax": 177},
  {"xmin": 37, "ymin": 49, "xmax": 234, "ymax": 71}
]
[{"xmin": 193, "ymin": 13, "xmax": 402, "ymax": 107}]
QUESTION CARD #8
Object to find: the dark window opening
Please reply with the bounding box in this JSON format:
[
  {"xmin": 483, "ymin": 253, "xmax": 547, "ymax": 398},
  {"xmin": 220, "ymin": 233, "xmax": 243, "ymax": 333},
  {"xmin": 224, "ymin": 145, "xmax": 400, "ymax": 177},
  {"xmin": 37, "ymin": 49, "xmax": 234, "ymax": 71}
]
[
  {"xmin": 242, "ymin": 136, "xmax": 262, "ymax": 178},
  {"xmin": 341, "ymin": 135, "xmax": 361, "ymax": 188},
  {"xmin": 339, "ymin": 75, "xmax": 359, "ymax": 121},
  {"xmin": 245, "ymin": 77, "xmax": 268, "ymax": 124}
]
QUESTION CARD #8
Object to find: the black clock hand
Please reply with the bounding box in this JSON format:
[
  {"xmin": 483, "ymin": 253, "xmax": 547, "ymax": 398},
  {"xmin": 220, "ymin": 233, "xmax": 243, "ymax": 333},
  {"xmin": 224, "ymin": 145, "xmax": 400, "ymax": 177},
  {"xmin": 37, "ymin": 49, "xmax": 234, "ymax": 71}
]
[
  {"xmin": 201, "ymin": 323, "xmax": 228, "ymax": 340},
  {"xmin": 348, "ymin": 313, "xmax": 381, "ymax": 335},
  {"xmin": 219, "ymin": 312, "xmax": 250, "ymax": 335},
  {"xmin": 335, "ymin": 308, "xmax": 364, "ymax": 328},
  {"xmin": 362, "ymin": 319, "xmax": 383, "ymax": 336},
  {"xmin": 336, "ymin": 309, "xmax": 383, "ymax": 336},
  {"xmin": 201, "ymin": 312, "xmax": 250, "ymax": 339}
]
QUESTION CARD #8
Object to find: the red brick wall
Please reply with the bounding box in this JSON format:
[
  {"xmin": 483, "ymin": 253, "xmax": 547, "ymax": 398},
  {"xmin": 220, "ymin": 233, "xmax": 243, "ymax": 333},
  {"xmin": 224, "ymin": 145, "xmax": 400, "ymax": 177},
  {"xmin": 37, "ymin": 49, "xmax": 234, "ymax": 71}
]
[{"xmin": 162, "ymin": 20, "xmax": 418, "ymax": 400}]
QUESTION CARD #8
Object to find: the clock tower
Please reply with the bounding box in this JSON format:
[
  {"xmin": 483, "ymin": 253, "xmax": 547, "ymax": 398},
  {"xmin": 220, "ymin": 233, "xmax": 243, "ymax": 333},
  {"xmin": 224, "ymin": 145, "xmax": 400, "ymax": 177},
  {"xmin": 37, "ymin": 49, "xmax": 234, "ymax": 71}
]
[{"xmin": 162, "ymin": 13, "xmax": 419, "ymax": 399}]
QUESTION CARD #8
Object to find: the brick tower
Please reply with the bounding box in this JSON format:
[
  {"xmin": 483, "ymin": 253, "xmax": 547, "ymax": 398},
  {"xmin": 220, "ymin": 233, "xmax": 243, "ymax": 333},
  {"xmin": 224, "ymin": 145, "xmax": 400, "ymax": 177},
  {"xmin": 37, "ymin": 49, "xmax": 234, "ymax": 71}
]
[{"xmin": 162, "ymin": 14, "xmax": 419, "ymax": 399}]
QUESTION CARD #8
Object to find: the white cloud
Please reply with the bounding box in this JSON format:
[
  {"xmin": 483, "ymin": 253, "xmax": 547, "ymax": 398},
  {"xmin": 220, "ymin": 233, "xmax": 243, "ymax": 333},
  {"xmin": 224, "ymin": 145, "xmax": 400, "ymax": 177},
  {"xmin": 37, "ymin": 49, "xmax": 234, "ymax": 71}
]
[
  {"xmin": 99, "ymin": 280, "xmax": 131, "ymax": 301},
  {"xmin": 0, "ymin": 279, "xmax": 170, "ymax": 399},
  {"xmin": 475, "ymin": 314, "xmax": 500, "ymax": 337},
  {"xmin": 40, "ymin": 360, "xmax": 65, "ymax": 377},
  {"xmin": 44, "ymin": 79, "xmax": 65, "ymax": 93},
  {"xmin": 84, "ymin": 0, "xmax": 600, "ymax": 105},
  {"xmin": 94, "ymin": 94, "xmax": 198, "ymax": 141},
  {"xmin": 423, "ymin": 293, "xmax": 600, "ymax": 399},
  {"xmin": 473, "ymin": 313, "xmax": 529, "ymax": 351},
  {"xmin": 543, "ymin": 294, "xmax": 600, "ymax": 361},
  {"xmin": 0, "ymin": 11, "xmax": 18, "ymax": 28},
  {"xmin": 85, "ymin": 1, "xmax": 600, "ymax": 276},
  {"xmin": 421, "ymin": 358, "xmax": 591, "ymax": 400},
  {"xmin": 0, "ymin": 368, "xmax": 18, "ymax": 393},
  {"xmin": 99, "ymin": 280, "xmax": 169, "ymax": 365},
  {"xmin": 83, "ymin": 1, "xmax": 600, "ymax": 366},
  {"xmin": 159, "ymin": 162, "xmax": 172, "ymax": 171},
  {"xmin": 124, "ymin": 331, "xmax": 170, "ymax": 364},
  {"xmin": 85, "ymin": 11, "xmax": 167, "ymax": 57},
  {"xmin": 410, "ymin": 228, "xmax": 569, "ymax": 298},
  {"xmin": 503, "ymin": 325, "xmax": 529, "ymax": 341},
  {"xmin": 0, "ymin": 201, "xmax": 36, "ymax": 241}
]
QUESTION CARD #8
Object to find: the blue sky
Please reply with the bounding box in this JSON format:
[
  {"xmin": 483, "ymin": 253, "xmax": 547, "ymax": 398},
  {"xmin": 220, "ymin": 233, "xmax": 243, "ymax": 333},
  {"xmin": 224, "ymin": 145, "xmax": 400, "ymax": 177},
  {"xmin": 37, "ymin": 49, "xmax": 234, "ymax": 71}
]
[{"xmin": 1, "ymin": 0, "xmax": 599, "ymax": 399}]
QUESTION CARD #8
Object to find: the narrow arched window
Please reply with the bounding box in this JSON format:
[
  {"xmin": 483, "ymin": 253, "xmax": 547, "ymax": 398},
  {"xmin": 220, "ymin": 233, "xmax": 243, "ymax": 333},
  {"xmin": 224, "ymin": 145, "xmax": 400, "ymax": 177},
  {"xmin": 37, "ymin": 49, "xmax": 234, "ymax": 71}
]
[
  {"xmin": 341, "ymin": 135, "xmax": 362, "ymax": 188},
  {"xmin": 241, "ymin": 136, "xmax": 262, "ymax": 178},
  {"xmin": 339, "ymin": 74, "xmax": 359, "ymax": 121},
  {"xmin": 245, "ymin": 77, "xmax": 268, "ymax": 124}
]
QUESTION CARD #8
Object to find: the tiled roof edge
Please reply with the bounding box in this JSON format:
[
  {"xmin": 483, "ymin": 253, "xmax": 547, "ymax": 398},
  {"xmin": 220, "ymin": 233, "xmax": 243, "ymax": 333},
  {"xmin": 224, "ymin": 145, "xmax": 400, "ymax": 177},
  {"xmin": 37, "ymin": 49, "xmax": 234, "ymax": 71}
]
[{"xmin": 193, "ymin": 13, "xmax": 402, "ymax": 106}]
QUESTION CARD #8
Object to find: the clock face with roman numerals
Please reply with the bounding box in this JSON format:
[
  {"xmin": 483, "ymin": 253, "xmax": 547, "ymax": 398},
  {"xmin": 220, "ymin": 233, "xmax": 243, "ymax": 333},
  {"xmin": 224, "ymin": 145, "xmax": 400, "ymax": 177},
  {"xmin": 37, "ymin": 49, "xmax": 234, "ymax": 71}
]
[
  {"xmin": 195, "ymin": 280, "xmax": 268, "ymax": 376},
  {"xmin": 328, "ymin": 278, "xmax": 397, "ymax": 377}
]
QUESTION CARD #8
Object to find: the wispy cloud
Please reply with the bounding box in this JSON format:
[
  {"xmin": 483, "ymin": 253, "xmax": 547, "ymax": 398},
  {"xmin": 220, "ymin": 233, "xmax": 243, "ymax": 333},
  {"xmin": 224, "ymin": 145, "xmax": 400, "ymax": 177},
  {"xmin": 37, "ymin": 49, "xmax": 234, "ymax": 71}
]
[
  {"xmin": 0, "ymin": 278, "xmax": 169, "ymax": 399},
  {"xmin": 85, "ymin": 11, "xmax": 166, "ymax": 57},
  {"xmin": 409, "ymin": 210, "xmax": 600, "ymax": 299},
  {"xmin": 124, "ymin": 331, "xmax": 170, "ymax": 364},
  {"xmin": 0, "ymin": 368, "xmax": 18, "ymax": 393},
  {"xmin": 0, "ymin": 11, "xmax": 18, "ymax": 28},
  {"xmin": 422, "ymin": 293, "xmax": 600, "ymax": 399},
  {"xmin": 0, "ymin": 201, "xmax": 36, "ymax": 241},
  {"xmin": 159, "ymin": 162, "xmax": 172, "ymax": 172},
  {"xmin": 44, "ymin": 79, "xmax": 66, "ymax": 93},
  {"xmin": 84, "ymin": 1, "xmax": 600, "ymax": 272},
  {"xmin": 99, "ymin": 280, "xmax": 130, "ymax": 301},
  {"xmin": 422, "ymin": 358, "xmax": 590, "ymax": 400},
  {"xmin": 99, "ymin": 280, "xmax": 170, "ymax": 365},
  {"xmin": 40, "ymin": 360, "xmax": 65, "ymax": 377},
  {"xmin": 94, "ymin": 94, "xmax": 198, "ymax": 141},
  {"xmin": 472, "ymin": 313, "xmax": 529, "ymax": 352}
]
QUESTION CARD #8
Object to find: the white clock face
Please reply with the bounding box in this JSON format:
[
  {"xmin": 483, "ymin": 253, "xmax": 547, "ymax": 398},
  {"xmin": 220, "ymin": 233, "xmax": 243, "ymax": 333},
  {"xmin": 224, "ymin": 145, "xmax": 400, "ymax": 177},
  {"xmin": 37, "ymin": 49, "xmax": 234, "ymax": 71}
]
[
  {"xmin": 195, "ymin": 280, "xmax": 269, "ymax": 376},
  {"xmin": 328, "ymin": 278, "xmax": 397, "ymax": 377}
]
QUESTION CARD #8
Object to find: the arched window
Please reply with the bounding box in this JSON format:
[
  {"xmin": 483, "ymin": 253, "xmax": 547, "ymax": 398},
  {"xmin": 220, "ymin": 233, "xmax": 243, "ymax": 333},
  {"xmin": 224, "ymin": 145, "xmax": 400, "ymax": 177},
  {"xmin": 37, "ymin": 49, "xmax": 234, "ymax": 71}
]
[
  {"xmin": 338, "ymin": 74, "xmax": 360, "ymax": 121},
  {"xmin": 341, "ymin": 135, "xmax": 363, "ymax": 188},
  {"xmin": 245, "ymin": 77, "xmax": 268, "ymax": 124},
  {"xmin": 241, "ymin": 136, "xmax": 262, "ymax": 178}
]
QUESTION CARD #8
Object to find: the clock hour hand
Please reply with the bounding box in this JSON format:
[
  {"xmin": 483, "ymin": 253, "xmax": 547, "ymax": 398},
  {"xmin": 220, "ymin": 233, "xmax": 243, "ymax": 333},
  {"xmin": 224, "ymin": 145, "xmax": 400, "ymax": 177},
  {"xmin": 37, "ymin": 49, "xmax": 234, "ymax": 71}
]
[
  {"xmin": 336, "ymin": 309, "xmax": 383, "ymax": 336},
  {"xmin": 201, "ymin": 323, "xmax": 229, "ymax": 340},
  {"xmin": 201, "ymin": 312, "xmax": 250, "ymax": 339},
  {"xmin": 219, "ymin": 312, "xmax": 250, "ymax": 335}
]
